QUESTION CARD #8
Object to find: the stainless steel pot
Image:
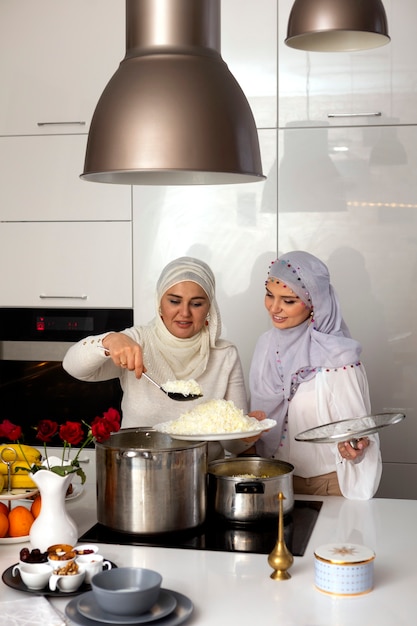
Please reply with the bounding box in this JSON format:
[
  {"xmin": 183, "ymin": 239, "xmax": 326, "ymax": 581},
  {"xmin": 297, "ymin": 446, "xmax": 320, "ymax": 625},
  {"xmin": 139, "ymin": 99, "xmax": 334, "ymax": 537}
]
[
  {"xmin": 96, "ymin": 428, "xmax": 207, "ymax": 534},
  {"xmin": 207, "ymin": 457, "xmax": 294, "ymax": 524}
]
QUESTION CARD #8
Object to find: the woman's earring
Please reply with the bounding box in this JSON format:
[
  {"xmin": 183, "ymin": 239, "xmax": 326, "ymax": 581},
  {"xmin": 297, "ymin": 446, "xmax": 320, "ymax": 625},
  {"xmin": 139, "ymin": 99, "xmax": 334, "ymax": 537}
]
[
  {"xmin": 308, "ymin": 308, "xmax": 314, "ymax": 325},
  {"xmin": 205, "ymin": 313, "xmax": 210, "ymax": 326}
]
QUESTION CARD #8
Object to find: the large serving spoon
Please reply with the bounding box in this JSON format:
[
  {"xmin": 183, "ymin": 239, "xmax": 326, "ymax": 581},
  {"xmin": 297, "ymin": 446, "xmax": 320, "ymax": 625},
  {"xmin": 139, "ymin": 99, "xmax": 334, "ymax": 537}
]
[{"xmin": 142, "ymin": 373, "xmax": 203, "ymax": 401}]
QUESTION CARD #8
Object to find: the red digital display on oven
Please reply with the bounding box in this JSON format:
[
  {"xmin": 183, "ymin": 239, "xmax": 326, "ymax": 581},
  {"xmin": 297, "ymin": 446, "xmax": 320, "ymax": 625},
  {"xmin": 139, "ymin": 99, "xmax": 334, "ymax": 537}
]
[{"xmin": 36, "ymin": 317, "xmax": 45, "ymax": 332}]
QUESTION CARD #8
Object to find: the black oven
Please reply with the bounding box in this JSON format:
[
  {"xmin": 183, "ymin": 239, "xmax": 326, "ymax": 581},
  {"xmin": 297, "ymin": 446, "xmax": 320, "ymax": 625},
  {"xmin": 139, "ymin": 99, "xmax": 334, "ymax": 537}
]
[{"xmin": 0, "ymin": 307, "xmax": 133, "ymax": 445}]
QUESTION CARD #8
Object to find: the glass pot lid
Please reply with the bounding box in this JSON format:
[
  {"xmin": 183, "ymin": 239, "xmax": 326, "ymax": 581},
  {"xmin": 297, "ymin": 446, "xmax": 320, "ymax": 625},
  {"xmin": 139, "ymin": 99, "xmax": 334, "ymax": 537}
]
[{"xmin": 295, "ymin": 412, "xmax": 405, "ymax": 445}]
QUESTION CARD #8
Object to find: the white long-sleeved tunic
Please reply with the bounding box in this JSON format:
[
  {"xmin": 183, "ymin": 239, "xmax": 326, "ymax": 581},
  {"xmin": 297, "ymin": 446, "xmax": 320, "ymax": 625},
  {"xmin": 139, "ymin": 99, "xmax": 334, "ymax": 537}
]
[{"xmin": 271, "ymin": 367, "xmax": 382, "ymax": 500}]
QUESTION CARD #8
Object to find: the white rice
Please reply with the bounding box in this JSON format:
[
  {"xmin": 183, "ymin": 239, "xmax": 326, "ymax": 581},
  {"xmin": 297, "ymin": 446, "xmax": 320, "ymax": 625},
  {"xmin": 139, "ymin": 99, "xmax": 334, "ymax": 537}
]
[
  {"xmin": 161, "ymin": 378, "xmax": 202, "ymax": 396},
  {"xmin": 154, "ymin": 399, "xmax": 273, "ymax": 435}
]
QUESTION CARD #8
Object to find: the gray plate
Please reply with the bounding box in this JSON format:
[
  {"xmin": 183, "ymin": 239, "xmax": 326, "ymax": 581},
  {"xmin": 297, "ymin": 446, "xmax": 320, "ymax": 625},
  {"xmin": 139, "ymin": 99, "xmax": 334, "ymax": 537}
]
[
  {"xmin": 295, "ymin": 412, "xmax": 405, "ymax": 444},
  {"xmin": 66, "ymin": 588, "xmax": 193, "ymax": 626},
  {"xmin": 77, "ymin": 590, "xmax": 177, "ymax": 624}
]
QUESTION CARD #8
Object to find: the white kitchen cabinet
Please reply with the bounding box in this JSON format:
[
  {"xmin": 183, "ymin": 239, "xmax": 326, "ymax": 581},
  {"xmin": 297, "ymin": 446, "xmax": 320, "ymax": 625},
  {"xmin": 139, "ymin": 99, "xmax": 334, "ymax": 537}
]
[
  {"xmin": 279, "ymin": 0, "xmax": 417, "ymax": 128},
  {"xmin": 0, "ymin": 135, "xmax": 131, "ymax": 222},
  {"xmin": 0, "ymin": 0, "xmax": 124, "ymax": 136},
  {"xmin": 0, "ymin": 0, "xmax": 277, "ymax": 135},
  {"xmin": 0, "ymin": 222, "xmax": 132, "ymax": 308}
]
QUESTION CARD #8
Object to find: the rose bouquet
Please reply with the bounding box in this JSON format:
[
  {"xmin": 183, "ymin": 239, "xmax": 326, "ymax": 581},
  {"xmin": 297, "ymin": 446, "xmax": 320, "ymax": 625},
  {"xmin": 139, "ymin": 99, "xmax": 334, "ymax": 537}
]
[{"xmin": 0, "ymin": 408, "xmax": 121, "ymax": 486}]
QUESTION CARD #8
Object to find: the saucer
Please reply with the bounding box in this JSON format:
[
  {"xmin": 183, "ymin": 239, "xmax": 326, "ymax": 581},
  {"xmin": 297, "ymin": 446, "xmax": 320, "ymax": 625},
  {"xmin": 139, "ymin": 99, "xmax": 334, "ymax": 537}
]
[
  {"xmin": 77, "ymin": 590, "xmax": 177, "ymax": 624},
  {"xmin": 66, "ymin": 589, "xmax": 193, "ymax": 626}
]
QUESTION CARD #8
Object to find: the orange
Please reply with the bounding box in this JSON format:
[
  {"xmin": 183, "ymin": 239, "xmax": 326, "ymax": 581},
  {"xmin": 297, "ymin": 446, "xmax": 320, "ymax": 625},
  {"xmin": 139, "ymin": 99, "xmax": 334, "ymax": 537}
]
[
  {"xmin": 0, "ymin": 511, "xmax": 9, "ymax": 538},
  {"xmin": 0, "ymin": 501, "xmax": 9, "ymax": 517},
  {"xmin": 8, "ymin": 505, "xmax": 34, "ymax": 537},
  {"xmin": 31, "ymin": 494, "xmax": 42, "ymax": 519}
]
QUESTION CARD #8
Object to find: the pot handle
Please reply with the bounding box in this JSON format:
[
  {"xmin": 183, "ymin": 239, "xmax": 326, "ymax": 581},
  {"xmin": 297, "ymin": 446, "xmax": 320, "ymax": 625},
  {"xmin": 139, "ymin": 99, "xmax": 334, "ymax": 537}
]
[
  {"xmin": 119, "ymin": 451, "xmax": 155, "ymax": 460},
  {"xmin": 235, "ymin": 481, "xmax": 265, "ymax": 494}
]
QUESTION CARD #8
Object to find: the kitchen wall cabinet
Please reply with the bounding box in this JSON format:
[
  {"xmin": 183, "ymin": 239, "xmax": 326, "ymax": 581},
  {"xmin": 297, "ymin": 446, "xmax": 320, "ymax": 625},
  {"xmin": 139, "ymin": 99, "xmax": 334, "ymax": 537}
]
[
  {"xmin": 0, "ymin": 2, "xmax": 131, "ymax": 307},
  {"xmin": 0, "ymin": 222, "xmax": 132, "ymax": 308},
  {"xmin": 0, "ymin": 0, "xmax": 276, "ymax": 135},
  {"xmin": 0, "ymin": 135, "xmax": 131, "ymax": 222},
  {"xmin": 0, "ymin": 0, "xmax": 124, "ymax": 136},
  {"xmin": 278, "ymin": 0, "xmax": 417, "ymax": 129}
]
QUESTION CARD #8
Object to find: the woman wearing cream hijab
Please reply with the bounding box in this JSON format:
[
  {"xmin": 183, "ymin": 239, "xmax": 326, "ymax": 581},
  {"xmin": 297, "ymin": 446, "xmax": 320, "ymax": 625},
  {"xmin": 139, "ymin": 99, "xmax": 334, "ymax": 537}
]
[{"xmin": 63, "ymin": 257, "xmax": 249, "ymax": 458}]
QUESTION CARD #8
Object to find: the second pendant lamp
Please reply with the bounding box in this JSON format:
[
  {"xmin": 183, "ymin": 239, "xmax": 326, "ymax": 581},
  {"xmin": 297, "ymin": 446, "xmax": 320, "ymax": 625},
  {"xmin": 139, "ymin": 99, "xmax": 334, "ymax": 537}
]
[
  {"xmin": 285, "ymin": 0, "xmax": 390, "ymax": 52},
  {"xmin": 81, "ymin": 0, "xmax": 265, "ymax": 186}
]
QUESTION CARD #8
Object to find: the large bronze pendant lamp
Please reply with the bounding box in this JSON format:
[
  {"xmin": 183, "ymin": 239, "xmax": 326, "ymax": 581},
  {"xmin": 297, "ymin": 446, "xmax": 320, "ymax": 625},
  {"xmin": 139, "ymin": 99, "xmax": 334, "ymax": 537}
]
[
  {"xmin": 81, "ymin": 0, "xmax": 265, "ymax": 185},
  {"xmin": 285, "ymin": 0, "xmax": 390, "ymax": 52}
]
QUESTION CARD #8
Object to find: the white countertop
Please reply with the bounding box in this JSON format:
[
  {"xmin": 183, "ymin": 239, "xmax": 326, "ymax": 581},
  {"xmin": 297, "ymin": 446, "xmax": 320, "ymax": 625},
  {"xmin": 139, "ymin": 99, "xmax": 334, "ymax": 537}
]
[{"xmin": 0, "ymin": 481, "xmax": 415, "ymax": 626}]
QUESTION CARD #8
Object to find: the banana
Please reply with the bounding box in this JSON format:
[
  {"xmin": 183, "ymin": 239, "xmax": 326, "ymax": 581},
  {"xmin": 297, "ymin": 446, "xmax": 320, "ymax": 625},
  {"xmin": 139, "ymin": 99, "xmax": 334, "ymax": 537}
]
[
  {"xmin": 0, "ymin": 456, "xmax": 38, "ymax": 489},
  {"xmin": 0, "ymin": 460, "xmax": 34, "ymax": 475},
  {"xmin": 5, "ymin": 473, "xmax": 37, "ymax": 489},
  {"xmin": 0, "ymin": 443, "xmax": 41, "ymax": 465},
  {"xmin": 0, "ymin": 474, "xmax": 4, "ymax": 492},
  {"xmin": 0, "ymin": 444, "xmax": 42, "ymax": 489},
  {"xmin": 0, "ymin": 444, "xmax": 42, "ymax": 485}
]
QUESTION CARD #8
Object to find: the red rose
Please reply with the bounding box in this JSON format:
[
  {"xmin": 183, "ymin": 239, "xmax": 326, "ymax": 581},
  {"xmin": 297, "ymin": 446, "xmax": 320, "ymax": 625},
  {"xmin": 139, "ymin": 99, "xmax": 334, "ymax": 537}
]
[
  {"xmin": 59, "ymin": 421, "xmax": 84, "ymax": 446},
  {"xmin": 0, "ymin": 419, "xmax": 22, "ymax": 441},
  {"xmin": 102, "ymin": 408, "xmax": 121, "ymax": 432},
  {"xmin": 91, "ymin": 416, "xmax": 114, "ymax": 443},
  {"xmin": 36, "ymin": 419, "xmax": 59, "ymax": 443}
]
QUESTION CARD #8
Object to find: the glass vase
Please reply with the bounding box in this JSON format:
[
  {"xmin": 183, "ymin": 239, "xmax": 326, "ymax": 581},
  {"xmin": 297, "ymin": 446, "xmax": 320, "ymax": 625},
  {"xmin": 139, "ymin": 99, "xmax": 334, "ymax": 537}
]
[{"xmin": 29, "ymin": 457, "xmax": 78, "ymax": 552}]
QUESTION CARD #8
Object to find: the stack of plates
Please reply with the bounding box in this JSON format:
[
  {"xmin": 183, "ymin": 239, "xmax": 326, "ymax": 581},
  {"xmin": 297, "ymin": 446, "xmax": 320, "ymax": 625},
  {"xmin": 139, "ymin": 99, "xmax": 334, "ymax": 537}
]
[{"xmin": 65, "ymin": 588, "xmax": 193, "ymax": 626}]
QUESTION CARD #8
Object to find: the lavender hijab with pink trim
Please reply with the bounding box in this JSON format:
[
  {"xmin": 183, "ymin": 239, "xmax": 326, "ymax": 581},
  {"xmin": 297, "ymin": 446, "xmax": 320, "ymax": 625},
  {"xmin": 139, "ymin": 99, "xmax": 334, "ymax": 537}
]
[{"xmin": 249, "ymin": 251, "xmax": 362, "ymax": 458}]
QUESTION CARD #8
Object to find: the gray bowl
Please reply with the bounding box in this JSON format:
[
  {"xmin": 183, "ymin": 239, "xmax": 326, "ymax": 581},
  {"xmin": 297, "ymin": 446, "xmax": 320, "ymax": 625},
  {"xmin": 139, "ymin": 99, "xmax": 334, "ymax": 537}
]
[{"xmin": 91, "ymin": 567, "xmax": 162, "ymax": 616}]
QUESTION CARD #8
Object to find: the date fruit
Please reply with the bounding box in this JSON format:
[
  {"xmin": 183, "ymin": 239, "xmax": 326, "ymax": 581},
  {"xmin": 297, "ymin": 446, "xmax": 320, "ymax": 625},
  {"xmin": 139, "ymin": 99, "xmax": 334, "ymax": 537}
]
[{"xmin": 19, "ymin": 547, "xmax": 48, "ymax": 563}]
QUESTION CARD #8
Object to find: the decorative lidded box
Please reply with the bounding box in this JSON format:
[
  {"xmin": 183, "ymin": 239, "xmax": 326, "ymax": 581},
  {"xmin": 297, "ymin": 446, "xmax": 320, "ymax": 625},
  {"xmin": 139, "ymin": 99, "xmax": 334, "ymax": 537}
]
[{"xmin": 314, "ymin": 543, "xmax": 375, "ymax": 596}]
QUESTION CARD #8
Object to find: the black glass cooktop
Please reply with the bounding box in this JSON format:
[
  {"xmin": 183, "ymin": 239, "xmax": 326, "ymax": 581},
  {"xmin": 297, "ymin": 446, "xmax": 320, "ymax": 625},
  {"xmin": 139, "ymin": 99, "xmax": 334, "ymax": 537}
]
[{"xmin": 79, "ymin": 500, "xmax": 322, "ymax": 557}]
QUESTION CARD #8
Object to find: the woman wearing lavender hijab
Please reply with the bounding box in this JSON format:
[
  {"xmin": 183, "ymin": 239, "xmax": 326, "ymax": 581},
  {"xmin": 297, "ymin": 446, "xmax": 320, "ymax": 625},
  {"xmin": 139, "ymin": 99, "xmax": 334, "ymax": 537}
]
[
  {"xmin": 63, "ymin": 256, "xmax": 254, "ymax": 460},
  {"xmin": 249, "ymin": 251, "xmax": 382, "ymax": 499}
]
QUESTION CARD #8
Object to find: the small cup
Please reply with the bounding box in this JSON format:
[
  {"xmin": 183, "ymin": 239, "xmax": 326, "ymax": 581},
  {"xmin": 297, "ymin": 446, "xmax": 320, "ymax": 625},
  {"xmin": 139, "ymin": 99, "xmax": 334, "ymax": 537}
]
[
  {"xmin": 74, "ymin": 543, "xmax": 99, "ymax": 556},
  {"xmin": 49, "ymin": 565, "xmax": 85, "ymax": 593},
  {"xmin": 47, "ymin": 544, "xmax": 76, "ymax": 570},
  {"xmin": 12, "ymin": 562, "xmax": 53, "ymax": 590},
  {"xmin": 76, "ymin": 553, "xmax": 113, "ymax": 584},
  {"xmin": 48, "ymin": 543, "xmax": 74, "ymax": 555},
  {"xmin": 48, "ymin": 554, "xmax": 76, "ymax": 570}
]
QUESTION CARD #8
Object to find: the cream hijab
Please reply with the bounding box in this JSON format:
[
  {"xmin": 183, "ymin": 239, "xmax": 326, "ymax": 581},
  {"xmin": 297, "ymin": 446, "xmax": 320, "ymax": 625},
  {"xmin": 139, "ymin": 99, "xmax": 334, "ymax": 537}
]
[
  {"xmin": 141, "ymin": 257, "xmax": 223, "ymax": 381},
  {"xmin": 250, "ymin": 251, "xmax": 362, "ymax": 457}
]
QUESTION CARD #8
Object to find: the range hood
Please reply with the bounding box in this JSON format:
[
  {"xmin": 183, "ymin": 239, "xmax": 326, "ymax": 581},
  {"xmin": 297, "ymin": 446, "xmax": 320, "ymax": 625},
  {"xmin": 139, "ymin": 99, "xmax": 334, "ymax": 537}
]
[{"xmin": 81, "ymin": 0, "xmax": 265, "ymax": 186}]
